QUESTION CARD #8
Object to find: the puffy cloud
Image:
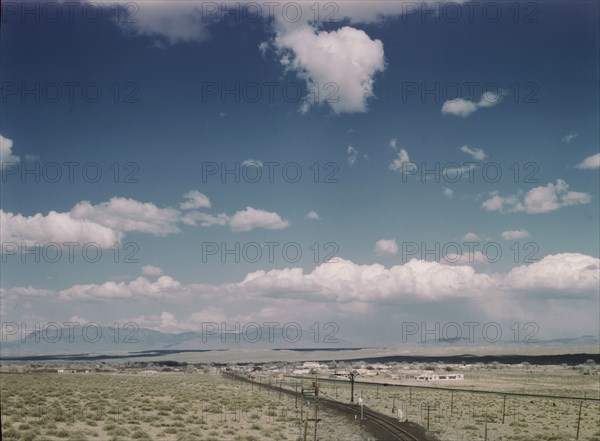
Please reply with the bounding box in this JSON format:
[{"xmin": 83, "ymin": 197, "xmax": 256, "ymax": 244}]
[
  {"xmin": 306, "ymin": 211, "xmax": 321, "ymax": 221},
  {"xmin": 505, "ymin": 253, "xmax": 599, "ymax": 292},
  {"xmin": 481, "ymin": 193, "xmax": 518, "ymax": 212},
  {"xmin": 575, "ymin": 153, "xmax": 600, "ymax": 170},
  {"xmin": 229, "ymin": 207, "xmax": 290, "ymax": 232},
  {"xmin": 501, "ymin": 229, "xmax": 531, "ymax": 240},
  {"xmin": 180, "ymin": 190, "xmax": 211, "ymax": 210},
  {"xmin": 0, "ymin": 134, "xmax": 20, "ymax": 169},
  {"xmin": 1, "ymin": 209, "xmax": 122, "ymax": 247},
  {"xmin": 142, "ymin": 265, "xmax": 163, "ymax": 276},
  {"xmin": 375, "ymin": 239, "xmax": 399, "ymax": 256},
  {"xmin": 273, "ymin": 25, "xmax": 385, "ymax": 113},
  {"xmin": 239, "ymin": 258, "xmax": 496, "ymax": 302},
  {"xmin": 460, "ymin": 145, "xmax": 487, "ymax": 160},
  {"xmin": 112, "ymin": 2, "xmax": 212, "ymax": 46},
  {"xmin": 561, "ymin": 132, "xmax": 578, "ymax": 143},
  {"xmin": 347, "ymin": 145, "xmax": 358, "ymax": 166},
  {"xmin": 482, "ymin": 180, "xmax": 591, "ymax": 214},
  {"xmin": 442, "ymin": 98, "xmax": 478, "ymax": 117},
  {"xmin": 442, "ymin": 91, "xmax": 504, "ymax": 117},
  {"xmin": 71, "ymin": 197, "xmax": 181, "ymax": 235},
  {"xmin": 133, "ymin": 311, "xmax": 184, "ymax": 333},
  {"xmin": 3, "ymin": 193, "xmax": 288, "ymax": 248},
  {"xmin": 442, "ymin": 187, "xmax": 454, "ymax": 199},
  {"xmin": 237, "ymin": 254, "xmax": 599, "ymax": 301},
  {"xmin": 463, "ymin": 232, "xmax": 480, "ymax": 241},
  {"xmin": 389, "ymin": 148, "xmax": 410, "ymax": 172}
]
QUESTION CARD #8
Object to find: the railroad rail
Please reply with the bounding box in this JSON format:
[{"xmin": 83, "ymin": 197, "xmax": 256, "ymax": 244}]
[{"xmin": 223, "ymin": 371, "xmax": 427, "ymax": 441}]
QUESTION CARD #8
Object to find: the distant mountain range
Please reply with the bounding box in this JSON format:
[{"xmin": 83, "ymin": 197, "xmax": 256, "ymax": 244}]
[
  {"xmin": 0, "ymin": 326, "xmax": 597, "ymax": 358},
  {"xmin": 0, "ymin": 325, "xmax": 357, "ymax": 356}
]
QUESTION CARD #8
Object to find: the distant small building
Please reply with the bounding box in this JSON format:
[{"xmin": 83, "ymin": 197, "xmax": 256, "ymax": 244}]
[
  {"xmin": 415, "ymin": 372, "xmax": 438, "ymax": 381},
  {"xmin": 437, "ymin": 373, "xmax": 464, "ymax": 380},
  {"xmin": 415, "ymin": 371, "xmax": 464, "ymax": 381}
]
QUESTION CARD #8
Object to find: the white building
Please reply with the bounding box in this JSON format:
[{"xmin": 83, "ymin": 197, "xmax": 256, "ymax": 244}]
[{"xmin": 415, "ymin": 371, "xmax": 464, "ymax": 381}]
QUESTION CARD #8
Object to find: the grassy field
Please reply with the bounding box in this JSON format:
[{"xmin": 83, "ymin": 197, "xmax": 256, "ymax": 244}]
[
  {"xmin": 1, "ymin": 363, "xmax": 598, "ymax": 441},
  {"xmin": 0, "ymin": 372, "xmax": 376, "ymax": 441}
]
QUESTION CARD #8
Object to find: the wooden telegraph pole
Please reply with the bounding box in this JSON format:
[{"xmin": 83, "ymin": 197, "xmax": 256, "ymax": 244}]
[
  {"xmin": 576, "ymin": 401, "xmax": 583, "ymax": 440},
  {"xmin": 484, "ymin": 416, "xmax": 488, "ymax": 441},
  {"xmin": 349, "ymin": 370, "xmax": 358, "ymax": 403},
  {"xmin": 336, "ymin": 370, "xmax": 359, "ymax": 403},
  {"xmin": 300, "ymin": 388, "xmax": 307, "ymax": 441},
  {"xmin": 426, "ymin": 404, "xmax": 430, "ymax": 429},
  {"xmin": 313, "ymin": 382, "xmax": 319, "ymax": 441}
]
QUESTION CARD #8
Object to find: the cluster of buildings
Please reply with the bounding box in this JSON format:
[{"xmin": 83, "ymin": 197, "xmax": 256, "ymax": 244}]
[{"xmin": 253, "ymin": 361, "xmax": 466, "ymax": 383}]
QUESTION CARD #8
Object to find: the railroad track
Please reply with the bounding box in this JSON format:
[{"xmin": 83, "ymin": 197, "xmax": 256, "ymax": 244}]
[
  {"xmin": 320, "ymin": 399, "xmax": 420, "ymax": 441},
  {"xmin": 223, "ymin": 372, "xmax": 425, "ymax": 441}
]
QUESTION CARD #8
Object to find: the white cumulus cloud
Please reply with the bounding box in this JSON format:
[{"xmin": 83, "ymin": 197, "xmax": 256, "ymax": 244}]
[
  {"xmin": 229, "ymin": 207, "xmax": 290, "ymax": 232},
  {"xmin": 1, "ymin": 210, "xmax": 122, "ymax": 248},
  {"xmin": 142, "ymin": 265, "xmax": 164, "ymax": 276},
  {"xmin": 575, "ymin": 153, "xmax": 600, "ymax": 170},
  {"xmin": 442, "ymin": 91, "xmax": 504, "ymax": 117},
  {"xmin": 375, "ymin": 239, "xmax": 398, "ymax": 256},
  {"xmin": 389, "ymin": 148, "xmax": 410, "ymax": 172},
  {"xmin": 482, "ymin": 180, "xmax": 591, "ymax": 214},
  {"xmin": 463, "ymin": 232, "xmax": 480, "ymax": 241},
  {"xmin": 71, "ymin": 197, "xmax": 181, "ymax": 235},
  {"xmin": 180, "ymin": 190, "xmax": 211, "ymax": 210},
  {"xmin": 505, "ymin": 253, "xmax": 599, "ymax": 292},
  {"xmin": 273, "ymin": 25, "xmax": 385, "ymax": 114},
  {"xmin": 306, "ymin": 211, "xmax": 321, "ymax": 221},
  {"xmin": 0, "ymin": 134, "xmax": 20, "ymax": 169},
  {"xmin": 347, "ymin": 145, "xmax": 359, "ymax": 166}
]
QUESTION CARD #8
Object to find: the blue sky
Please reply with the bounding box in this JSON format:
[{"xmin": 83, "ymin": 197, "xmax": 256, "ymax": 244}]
[{"xmin": 1, "ymin": 1, "xmax": 599, "ymax": 345}]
